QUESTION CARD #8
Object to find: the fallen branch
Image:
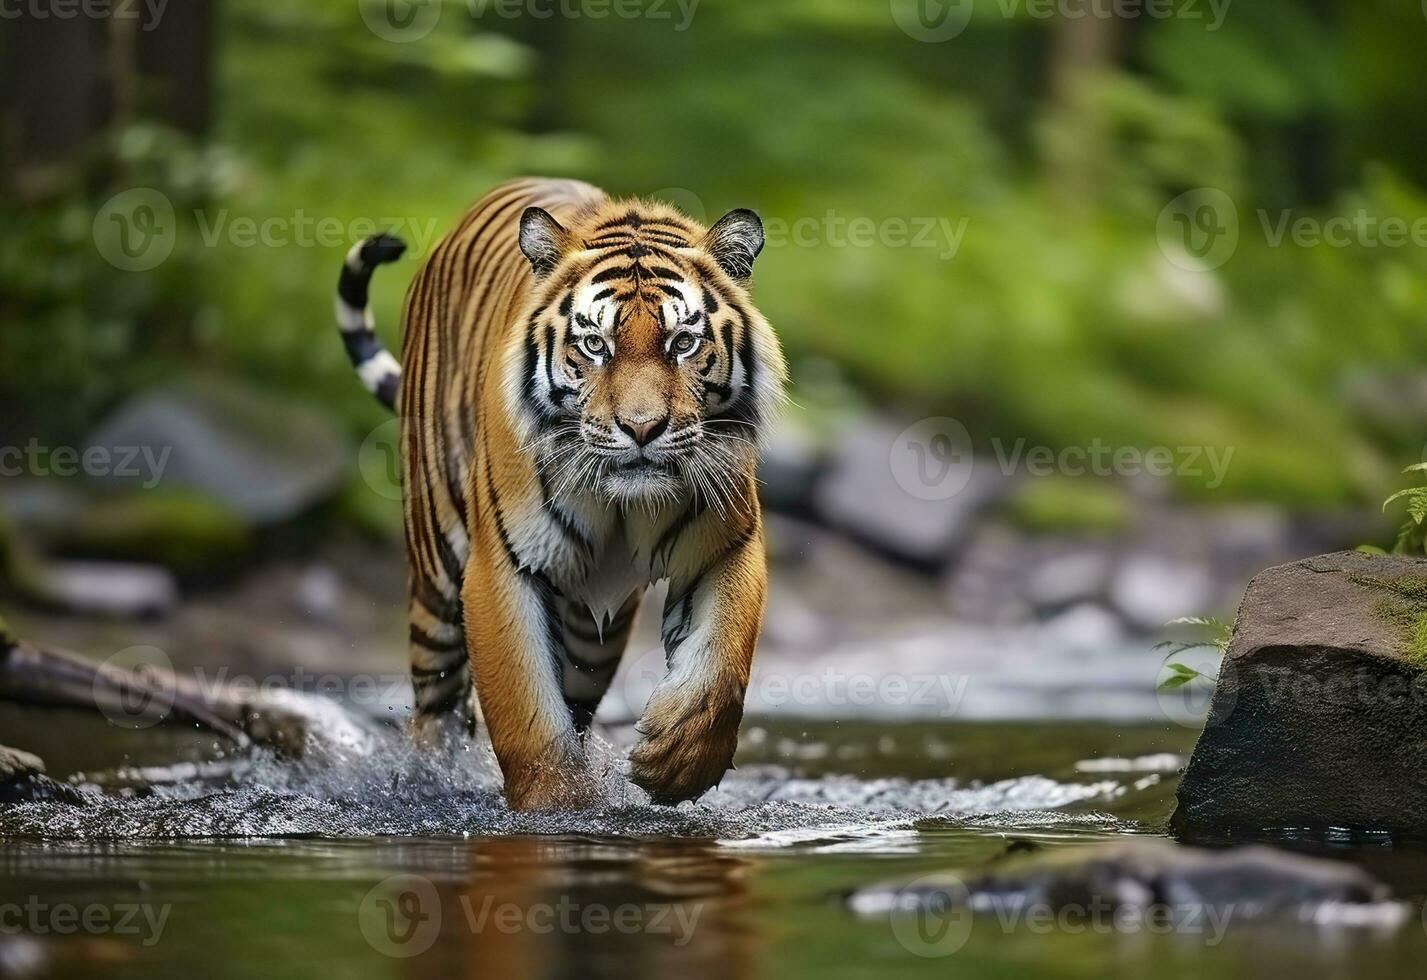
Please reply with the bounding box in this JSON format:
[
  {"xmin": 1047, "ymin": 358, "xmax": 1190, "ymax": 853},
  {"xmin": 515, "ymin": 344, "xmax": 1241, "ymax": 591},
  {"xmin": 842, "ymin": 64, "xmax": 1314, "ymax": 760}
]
[{"xmin": 0, "ymin": 620, "xmax": 380, "ymax": 759}]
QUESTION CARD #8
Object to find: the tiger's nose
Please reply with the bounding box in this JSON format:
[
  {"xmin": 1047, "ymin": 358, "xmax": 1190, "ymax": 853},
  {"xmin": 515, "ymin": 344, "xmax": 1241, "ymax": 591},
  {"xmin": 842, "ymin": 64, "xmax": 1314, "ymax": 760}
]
[{"xmin": 617, "ymin": 415, "xmax": 669, "ymax": 447}]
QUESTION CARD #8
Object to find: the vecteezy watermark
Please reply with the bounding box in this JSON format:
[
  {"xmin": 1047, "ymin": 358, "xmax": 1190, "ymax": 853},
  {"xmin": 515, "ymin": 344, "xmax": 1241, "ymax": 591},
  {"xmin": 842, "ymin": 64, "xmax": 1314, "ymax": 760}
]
[
  {"xmin": 0, "ymin": 0, "xmax": 169, "ymax": 31},
  {"xmin": 93, "ymin": 188, "xmax": 178, "ymax": 272},
  {"xmin": 889, "ymin": 417, "xmax": 975, "ymax": 502},
  {"xmin": 764, "ymin": 212, "xmax": 970, "ymax": 261},
  {"xmin": 891, "ymin": 0, "xmax": 1230, "ymax": 44},
  {"xmin": 360, "ymin": 0, "xmax": 700, "ymax": 43},
  {"xmin": 0, "ymin": 440, "xmax": 171, "ymax": 488},
  {"xmin": 854, "ymin": 873, "xmax": 1236, "ymax": 958},
  {"xmin": 358, "ymin": 418, "xmax": 403, "ymax": 502},
  {"xmin": 0, "ymin": 898, "xmax": 171, "ymax": 947},
  {"xmin": 624, "ymin": 190, "xmax": 969, "ymax": 260},
  {"xmin": 191, "ymin": 211, "xmax": 443, "ymax": 254},
  {"xmin": 357, "ymin": 875, "xmax": 702, "ymax": 958},
  {"xmin": 889, "ymin": 419, "xmax": 1235, "ymax": 499},
  {"xmin": 1158, "ymin": 187, "xmax": 1427, "ymax": 271},
  {"xmin": 95, "ymin": 645, "xmax": 413, "ymax": 730},
  {"xmin": 890, "ymin": 0, "xmax": 975, "ymax": 43},
  {"xmin": 96, "ymin": 646, "xmax": 179, "ymax": 730},
  {"xmin": 621, "ymin": 645, "xmax": 972, "ymax": 719},
  {"xmin": 1156, "ymin": 647, "xmax": 1234, "ymax": 729},
  {"xmin": 992, "ymin": 438, "xmax": 1235, "ymax": 490},
  {"xmin": 1258, "ymin": 209, "xmax": 1427, "ymax": 250},
  {"xmin": 92, "ymin": 188, "xmax": 444, "ymax": 272},
  {"xmin": 359, "ymin": 0, "xmax": 441, "ymax": 42},
  {"xmin": 1156, "ymin": 187, "xmax": 1241, "ymax": 272}
]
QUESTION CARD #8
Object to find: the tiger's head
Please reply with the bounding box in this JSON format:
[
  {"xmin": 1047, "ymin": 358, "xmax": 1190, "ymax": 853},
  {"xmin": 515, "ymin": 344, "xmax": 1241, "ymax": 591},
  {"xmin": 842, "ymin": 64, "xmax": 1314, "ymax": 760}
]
[{"xmin": 505, "ymin": 198, "xmax": 786, "ymax": 511}]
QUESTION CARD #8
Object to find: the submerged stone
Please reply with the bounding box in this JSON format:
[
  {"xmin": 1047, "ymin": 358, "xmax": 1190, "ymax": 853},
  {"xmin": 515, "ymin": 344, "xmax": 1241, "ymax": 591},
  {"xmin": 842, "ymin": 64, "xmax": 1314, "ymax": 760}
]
[
  {"xmin": 0, "ymin": 745, "xmax": 86, "ymax": 805},
  {"xmin": 848, "ymin": 838, "xmax": 1404, "ymax": 929},
  {"xmin": 1173, "ymin": 551, "xmax": 1427, "ymax": 838}
]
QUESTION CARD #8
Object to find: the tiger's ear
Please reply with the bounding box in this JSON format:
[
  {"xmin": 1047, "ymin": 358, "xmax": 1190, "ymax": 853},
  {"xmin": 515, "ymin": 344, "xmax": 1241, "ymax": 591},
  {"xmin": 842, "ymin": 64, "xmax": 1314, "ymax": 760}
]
[
  {"xmin": 519, "ymin": 207, "xmax": 572, "ymax": 279},
  {"xmin": 701, "ymin": 208, "xmax": 764, "ymax": 284}
]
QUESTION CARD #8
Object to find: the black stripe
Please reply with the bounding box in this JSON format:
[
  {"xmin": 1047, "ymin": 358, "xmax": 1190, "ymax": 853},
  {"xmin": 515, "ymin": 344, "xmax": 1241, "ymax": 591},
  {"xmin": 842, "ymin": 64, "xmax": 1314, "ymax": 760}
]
[
  {"xmin": 410, "ymin": 622, "xmax": 463, "ymax": 653},
  {"xmin": 591, "ymin": 265, "xmax": 635, "ymax": 284}
]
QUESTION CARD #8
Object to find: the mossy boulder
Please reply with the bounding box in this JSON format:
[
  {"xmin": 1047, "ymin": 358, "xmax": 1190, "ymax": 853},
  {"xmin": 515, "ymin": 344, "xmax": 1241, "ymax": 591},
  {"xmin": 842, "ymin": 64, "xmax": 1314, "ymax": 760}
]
[
  {"xmin": 49, "ymin": 490, "xmax": 251, "ymax": 576},
  {"xmin": 1173, "ymin": 551, "xmax": 1427, "ymax": 838},
  {"xmin": 84, "ymin": 379, "xmax": 349, "ymax": 524}
]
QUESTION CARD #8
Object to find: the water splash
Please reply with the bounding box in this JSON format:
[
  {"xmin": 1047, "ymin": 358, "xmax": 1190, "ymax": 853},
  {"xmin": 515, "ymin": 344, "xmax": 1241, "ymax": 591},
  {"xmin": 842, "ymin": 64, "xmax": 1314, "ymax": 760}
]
[{"xmin": 0, "ymin": 729, "xmax": 1143, "ymax": 843}]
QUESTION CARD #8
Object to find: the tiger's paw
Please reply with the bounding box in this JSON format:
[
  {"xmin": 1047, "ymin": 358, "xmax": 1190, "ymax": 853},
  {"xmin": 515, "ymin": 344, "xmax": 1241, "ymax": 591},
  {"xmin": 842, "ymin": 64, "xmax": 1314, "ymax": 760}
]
[
  {"xmin": 503, "ymin": 739, "xmax": 599, "ymax": 811},
  {"xmin": 629, "ymin": 680, "xmax": 744, "ymax": 805}
]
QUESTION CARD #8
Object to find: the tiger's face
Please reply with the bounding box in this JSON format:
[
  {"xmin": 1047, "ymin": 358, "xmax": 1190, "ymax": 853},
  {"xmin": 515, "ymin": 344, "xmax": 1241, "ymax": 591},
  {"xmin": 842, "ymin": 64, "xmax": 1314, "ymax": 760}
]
[{"xmin": 507, "ymin": 201, "xmax": 786, "ymax": 510}]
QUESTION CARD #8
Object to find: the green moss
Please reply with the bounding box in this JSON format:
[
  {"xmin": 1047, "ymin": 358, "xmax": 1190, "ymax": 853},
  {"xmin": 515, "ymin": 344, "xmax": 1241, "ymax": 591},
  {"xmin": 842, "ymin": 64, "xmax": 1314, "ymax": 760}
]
[
  {"xmin": 1003, "ymin": 477, "xmax": 1133, "ymax": 535},
  {"xmin": 1349, "ymin": 572, "xmax": 1427, "ymax": 665},
  {"xmin": 54, "ymin": 491, "xmax": 252, "ymax": 575}
]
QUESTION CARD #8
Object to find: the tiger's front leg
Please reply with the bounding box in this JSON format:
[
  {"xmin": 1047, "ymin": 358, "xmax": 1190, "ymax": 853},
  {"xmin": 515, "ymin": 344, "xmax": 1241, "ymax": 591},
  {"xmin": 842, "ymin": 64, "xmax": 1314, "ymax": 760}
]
[
  {"xmin": 462, "ymin": 524, "xmax": 598, "ymax": 812},
  {"xmin": 629, "ymin": 520, "xmax": 765, "ymax": 804}
]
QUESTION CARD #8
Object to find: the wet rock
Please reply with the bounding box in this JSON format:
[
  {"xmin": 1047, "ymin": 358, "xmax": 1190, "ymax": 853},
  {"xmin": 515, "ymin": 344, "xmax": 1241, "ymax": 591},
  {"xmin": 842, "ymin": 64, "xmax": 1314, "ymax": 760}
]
[
  {"xmin": 1040, "ymin": 603, "xmax": 1125, "ymax": 651},
  {"xmin": 34, "ymin": 561, "xmax": 178, "ymax": 619},
  {"xmin": 814, "ymin": 418, "xmax": 1010, "ymax": 569},
  {"xmin": 1109, "ymin": 554, "xmax": 1215, "ymax": 633},
  {"xmin": 50, "ymin": 491, "xmax": 250, "ymax": 576},
  {"xmin": 1173, "ymin": 551, "xmax": 1427, "ymax": 837},
  {"xmin": 946, "ymin": 528, "xmax": 1121, "ymax": 627},
  {"xmin": 295, "ymin": 564, "xmax": 343, "ymax": 623},
  {"xmin": 1026, "ymin": 550, "xmax": 1114, "ymax": 613},
  {"xmin": 757, "ymin": 409, "xmax": 827, "ymax": 516},
  {"xmin": 849, "ymin": 839, "xmax": 1404, "ymax": 928},
  {"xmin": 0, "ymin": 745, "xmax": 85, "ymax": 805},
  {"xmin": 84, "ymin": 380, "xmax": 349, "ymax": 525}
]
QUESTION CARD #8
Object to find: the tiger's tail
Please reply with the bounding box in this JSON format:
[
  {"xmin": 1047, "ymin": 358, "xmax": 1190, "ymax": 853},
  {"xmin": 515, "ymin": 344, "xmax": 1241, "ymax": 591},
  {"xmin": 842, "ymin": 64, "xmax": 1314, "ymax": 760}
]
[{"xmin": 334, "ymin": 234, "xmax": 406, "ymax": 411}]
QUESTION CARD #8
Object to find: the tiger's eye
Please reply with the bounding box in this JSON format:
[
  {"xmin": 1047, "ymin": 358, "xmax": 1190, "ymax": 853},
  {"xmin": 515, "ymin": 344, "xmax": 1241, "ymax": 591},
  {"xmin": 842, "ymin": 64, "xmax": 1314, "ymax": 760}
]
[
  {"xmin": 580, "ymin": 335, "xmax": 608, "ymax": 359},
  {"xmin": 671, "ymin": 333, "xmax": 699, "ymax": 356}
]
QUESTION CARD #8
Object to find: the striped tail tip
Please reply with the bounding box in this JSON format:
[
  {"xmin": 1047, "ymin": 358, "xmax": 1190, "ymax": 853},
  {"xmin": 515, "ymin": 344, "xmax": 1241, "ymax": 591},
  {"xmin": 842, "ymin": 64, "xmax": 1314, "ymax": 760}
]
[{"xmin": 358, "ymin": 233, "xmax": 407, "ymax": 268}]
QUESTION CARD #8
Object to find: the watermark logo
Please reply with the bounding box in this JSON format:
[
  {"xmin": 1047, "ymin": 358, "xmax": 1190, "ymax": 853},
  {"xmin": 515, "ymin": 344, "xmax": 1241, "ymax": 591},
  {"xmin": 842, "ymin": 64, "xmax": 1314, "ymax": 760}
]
[
  {"xmin": 358, "ymin": 418, "xmax": 404, "ymax": 502},
  {"xmin": 0, "ymin": 898, "xmax": 171, "ymax": 947},
  {"xmin": 0, "ymin": 0, "xmax": 171, "ymax": 31},
  {"xmin": 93, "ymin": 190, "xmax": 442, "ymax": 271},
  {"xmin": 0, "ymin": 440, "xmax": 171, "ymax": 488},
  {"xmin": 359, "ymin": 874, "xmax": 443, "ymax": 958},
  {"xmin": 890, "ymin": 0, "xmax": 974, "ymax": 43},
  {"xmin": 359, "ymin": 0, "xmax": 441, "ymax": 42},
  {"xmin": 884, "ymin": 874, "xmax": 975, "ymax": 957},
  {"xmin": 764, "ymin": 212, "xmax": 970, "ymax": 260},
  {"xmin": 1156, "ymin": 187, "xmax": 1239, "ymax": 272},
  {"xmin": 890, "ymin": 417, "xmax": 975, "ymax": 501},
  {"xmin": 93, "ymin": 188, "xmax": 176, "ymax": 272},
  {"xmin": 618, "ymin": 646, "xmax": 971, "ymax": 718},
  {"xmin": 1258, "ymin": 209, "xmax": 1427, "ymax": 250},
  {"xmin": 95, "ymin": 645, "xmax": 177, "ymax": 730},
  {"xmin": 358, "ymin": 875, "xmax": 702, "ymax": 955},
  {"xmin": 650, "ymin": 186, "xmax": 708, "ymax": 225},
  {"xmin": 1156, "ymin": 647, "xmax": 1233, "ymax": 729}
]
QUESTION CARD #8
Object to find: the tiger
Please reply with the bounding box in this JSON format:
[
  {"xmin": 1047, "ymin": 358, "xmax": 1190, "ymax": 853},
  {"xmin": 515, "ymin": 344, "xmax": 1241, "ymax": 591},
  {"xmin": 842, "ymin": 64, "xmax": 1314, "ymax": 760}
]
[{"xmin": 333, "ymin": 178, "xmax": 786, "ymax": 810}]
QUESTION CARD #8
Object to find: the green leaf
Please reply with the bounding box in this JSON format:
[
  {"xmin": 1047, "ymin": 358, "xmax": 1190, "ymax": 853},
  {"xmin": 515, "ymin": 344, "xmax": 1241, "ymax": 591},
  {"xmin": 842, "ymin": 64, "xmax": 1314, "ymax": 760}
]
[{"xmin": 1383, "ymin": 487, "xmax": 1427, "ymax": 512}]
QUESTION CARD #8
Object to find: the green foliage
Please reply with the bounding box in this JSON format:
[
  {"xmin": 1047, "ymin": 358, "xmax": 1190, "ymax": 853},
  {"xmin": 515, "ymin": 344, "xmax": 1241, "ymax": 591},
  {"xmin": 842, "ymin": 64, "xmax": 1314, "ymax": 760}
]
[
  {"xmin": 1004, "ymin": 478, "xmax": 1133, "ymax": 535},
  {"xmin": 1383, "ymin": 463, "xmax": 1427, "ymax": 556},
  {"xmin": 4, "ymin": 0, "xmax": 1425, "ymax": 514},
  {"xmin": 52, "ymin": 491, "xmax": 252, "ymax": 575},
  {"xmin": 1153, "ymin": 616, "xmax": 1234, "ymax": 691}
]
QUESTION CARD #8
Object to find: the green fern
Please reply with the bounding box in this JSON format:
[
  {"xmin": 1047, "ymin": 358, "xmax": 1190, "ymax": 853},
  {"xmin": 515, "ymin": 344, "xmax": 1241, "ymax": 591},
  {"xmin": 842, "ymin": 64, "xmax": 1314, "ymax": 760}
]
[
  {"xmin": 1153, "ymin": 616, "xmax": 1234, "ymax": 691},
  {"xmin": 1383, "ymin": 463, "xmax": 1427, "ymax": 556}
]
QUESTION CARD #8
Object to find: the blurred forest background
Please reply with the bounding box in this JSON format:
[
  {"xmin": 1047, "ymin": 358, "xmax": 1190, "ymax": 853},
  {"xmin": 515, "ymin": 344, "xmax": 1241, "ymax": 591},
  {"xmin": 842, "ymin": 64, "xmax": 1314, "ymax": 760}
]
[{"xmin": 0, "ymin": 0, "xmax": 1425, "ymax": 712}]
